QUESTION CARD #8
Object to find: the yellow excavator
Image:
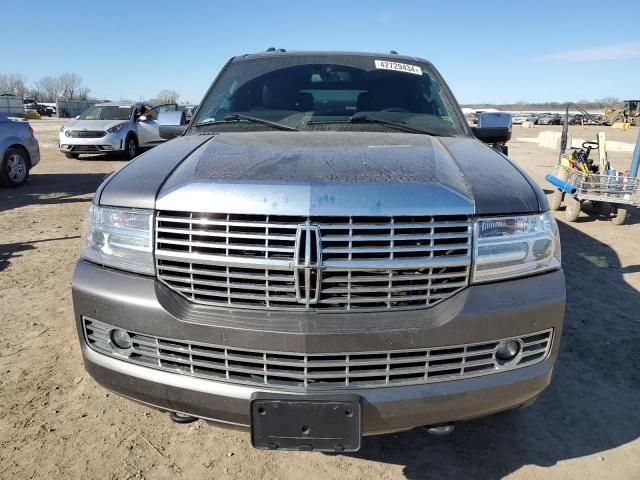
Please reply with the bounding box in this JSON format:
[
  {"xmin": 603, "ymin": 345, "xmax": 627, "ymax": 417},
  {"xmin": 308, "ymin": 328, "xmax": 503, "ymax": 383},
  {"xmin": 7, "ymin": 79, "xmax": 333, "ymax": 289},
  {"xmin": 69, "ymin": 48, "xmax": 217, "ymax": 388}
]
[{"xmin": 604, "ymin": 100, "xmax": 640, "ymax": 126}]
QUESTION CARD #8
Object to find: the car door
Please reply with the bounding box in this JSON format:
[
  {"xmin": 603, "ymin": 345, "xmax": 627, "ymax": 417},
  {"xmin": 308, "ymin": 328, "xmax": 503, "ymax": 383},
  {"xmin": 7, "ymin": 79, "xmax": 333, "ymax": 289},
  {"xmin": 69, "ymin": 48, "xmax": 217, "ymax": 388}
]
[{"xmin": 136, "ymin": 104, "xmax": 177, "ymax": 146}]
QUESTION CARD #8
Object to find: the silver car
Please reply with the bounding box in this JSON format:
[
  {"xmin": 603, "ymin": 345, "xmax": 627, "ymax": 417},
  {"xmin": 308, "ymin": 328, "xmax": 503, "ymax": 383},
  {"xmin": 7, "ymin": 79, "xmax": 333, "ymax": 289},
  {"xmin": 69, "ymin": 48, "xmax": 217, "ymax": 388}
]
[
  {"xmin": 59, "ymin": 101, "xmax": 176, "ymax": 160},
  {"xmin": 0, "ymin": 113, "xmax": 40, "ymax": 187}
]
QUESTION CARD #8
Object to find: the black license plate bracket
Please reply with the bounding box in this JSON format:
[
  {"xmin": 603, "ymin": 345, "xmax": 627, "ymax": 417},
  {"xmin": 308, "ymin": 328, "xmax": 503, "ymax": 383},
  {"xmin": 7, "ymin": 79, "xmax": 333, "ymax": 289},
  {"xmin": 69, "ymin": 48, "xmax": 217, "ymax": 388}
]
[{"xmin": 250, "ymin": 393, "xmax": 361, "ymax": 452}]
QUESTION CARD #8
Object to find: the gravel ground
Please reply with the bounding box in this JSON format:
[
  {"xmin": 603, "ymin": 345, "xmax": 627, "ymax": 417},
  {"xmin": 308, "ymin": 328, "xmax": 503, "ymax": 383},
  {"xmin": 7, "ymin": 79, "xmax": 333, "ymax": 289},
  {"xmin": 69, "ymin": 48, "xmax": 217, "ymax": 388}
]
[{"xmin": 1, "ymin": 118, "xmax": 639, "ymax": 479}]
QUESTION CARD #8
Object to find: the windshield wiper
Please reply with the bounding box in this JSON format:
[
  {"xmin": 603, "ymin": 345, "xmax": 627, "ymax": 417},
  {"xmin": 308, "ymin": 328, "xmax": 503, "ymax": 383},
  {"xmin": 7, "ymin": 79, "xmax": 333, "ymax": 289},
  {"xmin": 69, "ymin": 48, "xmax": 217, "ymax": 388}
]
[
  {"xmin": 306, "ymin": 114, "xmax": 447, "ymax": 136},
  {"xmin": 193, "ymin": 114, "xmax": 299, "ymax": 131}
]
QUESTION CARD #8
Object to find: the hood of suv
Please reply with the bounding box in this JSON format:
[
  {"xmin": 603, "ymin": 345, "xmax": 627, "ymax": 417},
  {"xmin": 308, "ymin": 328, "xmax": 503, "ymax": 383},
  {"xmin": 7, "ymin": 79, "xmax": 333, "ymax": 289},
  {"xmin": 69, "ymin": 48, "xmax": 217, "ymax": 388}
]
[
  {"xmin": 63, "ymin": 119, "xmax": 128, "ymax": 132},
  {"xmin": 98, "ymin": 131, "xmax": 545, "ymax": 215}
]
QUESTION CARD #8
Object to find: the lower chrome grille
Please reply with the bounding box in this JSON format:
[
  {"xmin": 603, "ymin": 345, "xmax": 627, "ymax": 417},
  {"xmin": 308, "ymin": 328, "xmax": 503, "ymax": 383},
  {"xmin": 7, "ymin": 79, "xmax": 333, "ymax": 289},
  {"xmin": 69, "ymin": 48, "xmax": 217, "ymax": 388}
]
[
  {"xmin": 155, "ymin": 212, "xmax": 473, "ymax": 312},
  {"xmin": 84, "ymin": 318, "xmax": 553, "ymax": 390}
]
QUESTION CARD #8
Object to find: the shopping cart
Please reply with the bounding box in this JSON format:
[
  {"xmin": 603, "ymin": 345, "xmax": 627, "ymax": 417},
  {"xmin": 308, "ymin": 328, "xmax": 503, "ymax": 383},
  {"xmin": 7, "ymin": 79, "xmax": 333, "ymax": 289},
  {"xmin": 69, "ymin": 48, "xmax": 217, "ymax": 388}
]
[{"xmin": 546, "ymin": 164, "xmax": 639, "ymax": 225}]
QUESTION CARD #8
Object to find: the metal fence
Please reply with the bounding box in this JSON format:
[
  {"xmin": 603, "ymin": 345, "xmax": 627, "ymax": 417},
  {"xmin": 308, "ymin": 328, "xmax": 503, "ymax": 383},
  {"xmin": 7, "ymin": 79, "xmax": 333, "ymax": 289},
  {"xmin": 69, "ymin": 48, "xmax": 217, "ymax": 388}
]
[
  {"xmin": 56, "ymin": 100, "xmax": 98, "ymax": 118},
  {"xmin": 0, "ymin": 95, "xmax": 25, "ymax": 115}
]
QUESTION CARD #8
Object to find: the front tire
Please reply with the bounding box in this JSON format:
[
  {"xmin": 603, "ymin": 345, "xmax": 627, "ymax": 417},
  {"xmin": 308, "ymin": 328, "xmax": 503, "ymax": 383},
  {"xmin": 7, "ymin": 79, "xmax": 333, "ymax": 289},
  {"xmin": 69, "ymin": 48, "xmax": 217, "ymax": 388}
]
[
  {"xmin": 611, "ymin": 204, "xmax": 627, "ymax": 225},
  {"xmin": 124, "ymin": 134, "xmax": 138, "ymax": 160},
  {"xmin": 0, "ymin": 147, "xmax": 30, "ymax": 187},
  {"xmin": 564, "ymin": 195, "xmax": 581, "ymax": 222},
  {"xmin": 549, "ymin": 189, "xmax": 563, "ymax": 211},
  {"xmin": 609, "ymin": 114, "xmax": 625, "ymax": 125}
]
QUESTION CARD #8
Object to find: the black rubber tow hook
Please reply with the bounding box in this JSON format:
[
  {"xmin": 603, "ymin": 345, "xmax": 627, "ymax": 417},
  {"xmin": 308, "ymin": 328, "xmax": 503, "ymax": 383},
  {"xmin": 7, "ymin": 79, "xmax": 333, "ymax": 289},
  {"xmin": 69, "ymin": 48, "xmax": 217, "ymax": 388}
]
[{"xmin": 169, "ymin": 411, "xmax": 198, "ymax": 424}]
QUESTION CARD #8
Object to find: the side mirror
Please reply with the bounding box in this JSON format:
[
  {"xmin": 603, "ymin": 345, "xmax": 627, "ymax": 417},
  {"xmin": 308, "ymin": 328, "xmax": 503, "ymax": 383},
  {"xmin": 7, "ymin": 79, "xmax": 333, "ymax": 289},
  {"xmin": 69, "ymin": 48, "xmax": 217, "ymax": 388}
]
[
  {"xmin": 158, "ymin": 110, "xmax": 187, "ymax": 140},
  {"xmin": 472, "ymin": 112, "xmax": 512, "ymax": 144},
  {"xmin": 137, "ymin": 115, "xmax": 147, "ymax": 122}
]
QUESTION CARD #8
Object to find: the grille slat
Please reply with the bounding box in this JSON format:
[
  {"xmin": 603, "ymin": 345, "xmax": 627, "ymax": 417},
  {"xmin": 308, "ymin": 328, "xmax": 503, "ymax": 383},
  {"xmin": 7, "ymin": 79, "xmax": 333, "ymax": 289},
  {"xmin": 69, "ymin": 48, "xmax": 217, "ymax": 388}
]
[
  {"xmin": 322, "ymin": 281, "xmax": 469, "ymax": 295},
  {"xmin": 321, "ymin": 243, "xmax": 470, "ymax": 255},
  {"xmin": 68, "ymin": 130, "xmax": 105, "ymax": 138},
  {"xmin": 84, "ymin": 318, "xmax": 553, "ymax": 390},
  {"xmin": 319, "ymin": 221, "xmax": 471, "ymax": 230},
  {"xmin": 156, "ymin": 212, "xmax": 472, "ymax": 312},
  {"xmin": 159, "ymin": 275, "xmax": 296, "ymax": 293}
]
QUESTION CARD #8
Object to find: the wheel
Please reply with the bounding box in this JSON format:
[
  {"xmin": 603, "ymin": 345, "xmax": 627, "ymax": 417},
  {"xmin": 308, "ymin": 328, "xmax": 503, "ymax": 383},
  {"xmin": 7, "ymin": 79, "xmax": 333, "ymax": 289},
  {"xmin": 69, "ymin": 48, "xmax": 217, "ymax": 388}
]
[
  {"xmin": 124, "ymin": 134, "xmax": 138, "ymax": 160},
  {"xmin": 0, "ymin": 147, "xmax": 30, "ymax": 187},
  {"xmin": 611, "ymin": 204, "xmax": 627, "ymax": 225},
  {"xmin": 564, "ymin": 195, "xmax": 581, "ymax": 222},
  {"xmin": 609, "ymin": 114, "xmax": 624, "ymax": 125},
  {"xmin": 549, "ymin": 189, "xmax": 563, "ymax": 211},
  {"xmin": 64, "ymin": 152, "xmax": 80, "ymax": 159}
]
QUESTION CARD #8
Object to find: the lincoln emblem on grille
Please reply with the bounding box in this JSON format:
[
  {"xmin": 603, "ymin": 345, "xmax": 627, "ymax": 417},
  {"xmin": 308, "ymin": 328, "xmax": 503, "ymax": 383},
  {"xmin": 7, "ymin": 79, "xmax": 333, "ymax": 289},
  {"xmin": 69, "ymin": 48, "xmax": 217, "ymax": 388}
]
[{"xmin": 293, "ymin": 222, "xmax": 322, "ymax": 306}]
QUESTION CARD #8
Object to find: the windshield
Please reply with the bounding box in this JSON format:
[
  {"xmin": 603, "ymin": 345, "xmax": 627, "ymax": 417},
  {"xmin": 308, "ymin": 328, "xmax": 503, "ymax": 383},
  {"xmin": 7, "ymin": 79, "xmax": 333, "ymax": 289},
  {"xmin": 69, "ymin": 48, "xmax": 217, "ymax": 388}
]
[
  {"xmin": 191, "ymin": 55, "xmax": 467, "ymax": 136},
  {"xmin": 79, "ymin": 105, "xmax": 132, "ymax": 121}
]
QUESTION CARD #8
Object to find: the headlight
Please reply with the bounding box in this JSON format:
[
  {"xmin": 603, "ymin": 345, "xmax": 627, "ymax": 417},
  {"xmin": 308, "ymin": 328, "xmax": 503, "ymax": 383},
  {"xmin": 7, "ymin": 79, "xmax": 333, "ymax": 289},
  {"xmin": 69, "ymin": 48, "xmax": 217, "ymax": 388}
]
[
  {"xmin": 472, "ymin": 212, "xmax": 560, "ymax": 283},
  {"xmin": 107, "ymin": 123, "xmax": 125, "ymax": 133},
  {"xmin": 80, "ymin": 205, "xmax": 154, "ymax": 275}
]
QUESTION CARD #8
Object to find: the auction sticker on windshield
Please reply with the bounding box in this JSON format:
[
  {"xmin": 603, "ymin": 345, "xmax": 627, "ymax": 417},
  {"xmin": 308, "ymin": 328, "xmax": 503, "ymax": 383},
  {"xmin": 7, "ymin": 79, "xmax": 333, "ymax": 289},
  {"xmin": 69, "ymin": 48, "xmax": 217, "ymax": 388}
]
[{"xmin": 374, "ymin": 60, "xmax": 422, "ymax": 75}]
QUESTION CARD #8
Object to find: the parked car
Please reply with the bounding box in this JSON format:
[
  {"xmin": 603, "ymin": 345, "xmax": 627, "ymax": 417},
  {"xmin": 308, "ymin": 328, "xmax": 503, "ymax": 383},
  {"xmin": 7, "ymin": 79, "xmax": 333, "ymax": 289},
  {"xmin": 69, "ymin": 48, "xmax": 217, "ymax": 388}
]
[
  {"xmin": 35, "ymin": 104, "xmax": 52, "ymax": 117},
  {"xmin": 464, "ymin": 112, "xmax": 477, "ymax": 126},
  {"xmin": 179, "ymin": 104, "xmax": 199, "ymax": 123},
  {"xmin": 527, "ymin": 113, "xmax": 539, "ymax": 124},
  {"xmin": 58, "ymin": 101, "xmax": 177, "ymax": 160},
  {"xmin": 73, "ymin": 50, "xmax": 564, "ymax": 452},
  {"xmin": 538, "ymin": 113, "xmax": 562, "ymax": 125},
  {"xmin": 0, "ymin": 113, "xmax": 40, "ymax": 187},
  {"xmin": 511, "ymin": 113, "xmax": 528, "ymax": 124}
]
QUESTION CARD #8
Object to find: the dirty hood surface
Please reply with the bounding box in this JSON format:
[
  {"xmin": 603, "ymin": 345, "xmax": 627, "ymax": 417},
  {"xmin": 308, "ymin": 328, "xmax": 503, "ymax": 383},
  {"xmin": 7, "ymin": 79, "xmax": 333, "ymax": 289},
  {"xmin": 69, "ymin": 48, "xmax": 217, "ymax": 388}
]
[{"xmin": 99, "ymin": 131, "xmax": 544, "ymax": 215}]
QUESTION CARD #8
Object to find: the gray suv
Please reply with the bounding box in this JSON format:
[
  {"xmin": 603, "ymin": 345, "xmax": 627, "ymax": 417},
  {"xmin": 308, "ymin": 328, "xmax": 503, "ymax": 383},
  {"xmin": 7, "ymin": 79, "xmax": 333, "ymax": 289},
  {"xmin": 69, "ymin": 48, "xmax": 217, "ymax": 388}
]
[{"xmin": 72, "ymin": 51, "xmax": 565, "ymax": 452}]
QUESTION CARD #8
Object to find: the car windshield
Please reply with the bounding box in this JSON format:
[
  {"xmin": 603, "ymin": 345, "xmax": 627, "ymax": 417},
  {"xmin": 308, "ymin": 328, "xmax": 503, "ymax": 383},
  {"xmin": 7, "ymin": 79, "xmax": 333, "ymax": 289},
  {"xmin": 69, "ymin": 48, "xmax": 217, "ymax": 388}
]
[
  {"xmin": 191, "ymin": 55, "xmax": 467, "ymax": 136},
  {"xmin": 79, "ymin": 105, "xmax": 132, "ymax": 120}
]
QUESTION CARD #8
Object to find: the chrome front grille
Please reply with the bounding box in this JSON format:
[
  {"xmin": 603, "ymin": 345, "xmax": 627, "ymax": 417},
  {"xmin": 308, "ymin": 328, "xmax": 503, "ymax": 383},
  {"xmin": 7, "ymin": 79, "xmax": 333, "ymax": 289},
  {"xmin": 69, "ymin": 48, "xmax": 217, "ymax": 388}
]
[
  {"xmin": 84, "ymin": 318, "xmax": 553, "ymax": 390},
  {"xmin": 155, "ymin": 212, "xmax": 472, "ymax": 312}
]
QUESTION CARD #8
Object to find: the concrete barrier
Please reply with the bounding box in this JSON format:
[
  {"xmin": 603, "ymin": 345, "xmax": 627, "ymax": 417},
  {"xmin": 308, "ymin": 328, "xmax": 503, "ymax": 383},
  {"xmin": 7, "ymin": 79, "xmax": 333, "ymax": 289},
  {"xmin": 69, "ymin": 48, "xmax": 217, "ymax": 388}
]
[
  {"xmin": 517, "ymin": 131, "xmax": 635, "ymax": 153},
  {"xmin": 538, "ymin": 131, "xmax": 570, "ymax": 150}
]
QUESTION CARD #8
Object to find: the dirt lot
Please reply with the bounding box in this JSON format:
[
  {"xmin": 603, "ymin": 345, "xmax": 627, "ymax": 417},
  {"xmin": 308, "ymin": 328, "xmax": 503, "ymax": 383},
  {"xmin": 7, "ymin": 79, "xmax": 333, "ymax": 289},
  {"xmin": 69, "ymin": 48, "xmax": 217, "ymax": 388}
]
[{"xmin": 1, "ymin": 118, "xmax": 639, "ymax": 479}]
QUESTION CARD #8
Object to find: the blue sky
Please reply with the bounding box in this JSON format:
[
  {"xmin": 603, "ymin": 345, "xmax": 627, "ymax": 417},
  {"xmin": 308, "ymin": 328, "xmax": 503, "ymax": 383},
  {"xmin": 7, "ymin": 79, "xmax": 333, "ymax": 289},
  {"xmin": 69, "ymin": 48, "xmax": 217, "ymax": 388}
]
[{"xmin": 3, "ymin": 0, "xmax": 639, "ymax": 104}]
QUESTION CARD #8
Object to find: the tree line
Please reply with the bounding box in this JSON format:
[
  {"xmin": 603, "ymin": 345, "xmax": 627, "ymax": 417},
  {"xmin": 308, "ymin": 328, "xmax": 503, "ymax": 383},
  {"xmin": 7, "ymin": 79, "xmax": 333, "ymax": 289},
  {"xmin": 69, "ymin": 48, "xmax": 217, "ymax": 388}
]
[
  {"xmin": 1, "ymin": 73, "xmax": 182, "ymax": 105},
  {"xmin": 0, "ymin": 73, "xmax": 91, "ymax": 102}
]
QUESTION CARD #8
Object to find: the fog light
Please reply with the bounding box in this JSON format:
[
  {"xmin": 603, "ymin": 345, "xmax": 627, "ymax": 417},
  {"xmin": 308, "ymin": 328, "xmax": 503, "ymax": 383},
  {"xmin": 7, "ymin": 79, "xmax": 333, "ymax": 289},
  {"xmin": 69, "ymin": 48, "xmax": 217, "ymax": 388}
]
[
  {"xmin": 495, "ymin": 339, "xmax": 521, "ymax": 364},
  {"xmin": 110, "ymin": 329, "xmax": 132, "ymax": 350}
]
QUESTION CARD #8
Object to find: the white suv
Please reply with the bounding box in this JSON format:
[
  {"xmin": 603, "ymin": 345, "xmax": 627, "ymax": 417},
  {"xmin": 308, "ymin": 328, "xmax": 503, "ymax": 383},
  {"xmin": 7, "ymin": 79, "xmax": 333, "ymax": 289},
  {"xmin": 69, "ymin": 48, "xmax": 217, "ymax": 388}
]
[{"xmin": 59, "ymin": 101, "xmax": 176, "ymax": 160}]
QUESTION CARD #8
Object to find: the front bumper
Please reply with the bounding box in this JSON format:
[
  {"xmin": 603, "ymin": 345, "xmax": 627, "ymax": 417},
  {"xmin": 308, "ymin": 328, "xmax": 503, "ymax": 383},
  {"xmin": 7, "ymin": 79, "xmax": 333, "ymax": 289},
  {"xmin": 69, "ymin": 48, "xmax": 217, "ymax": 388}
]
[
  {"xmin": 59, "ymin": 131, "xmax": 125, "ymax": 153},
  {"xmin": 24, "ymin": 135, "xmax": 40, "ymax": 168},
  {"xmin": 72, "ymin": 260, "xmax": 565, "ymax": 435}
]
